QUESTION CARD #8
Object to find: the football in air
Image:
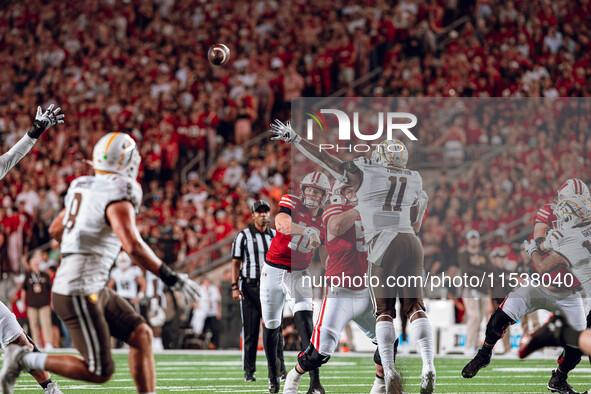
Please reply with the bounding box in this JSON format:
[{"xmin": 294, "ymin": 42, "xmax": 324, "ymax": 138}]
[{"xmin": 208, "ymin": 43, "xmax": 230, "ymax": 66}]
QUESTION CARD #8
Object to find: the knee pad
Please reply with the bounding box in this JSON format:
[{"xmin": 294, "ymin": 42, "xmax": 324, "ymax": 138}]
[
  {"xmin": 298, "ymin": 344, "xmax": 330, "ymax": 372},
  {"xmin": 264, "ymin": 320, "xmax": 281, "ymax": 330},
  {"xmin": 485, "ymin": 309, "xmax": 513, "ymax": 344},
  {"xmin": 374, "ymin": 338, "xmax": 399, "ymax": 366}
]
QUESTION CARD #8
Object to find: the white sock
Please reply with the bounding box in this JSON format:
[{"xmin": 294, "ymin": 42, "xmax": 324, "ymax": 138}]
[
  {"xmin": 411, "ymin": 317, "xmax": 434, "ymax": 371},
  {"xmin": 376, "ymin": 320, "xmax": 396, "ymax": 372},
  {"xmin": 22, "ymin": 352, "xmax": 48, "ymax": 371}
]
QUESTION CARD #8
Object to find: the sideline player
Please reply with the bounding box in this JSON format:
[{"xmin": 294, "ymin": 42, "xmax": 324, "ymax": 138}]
[
  {"xmin": 462, "ymin": 179, "xmax": 588, "ymax": 394},
  {"xmin": 262, "ymin": 171, "xmax": 330, "ymax": 393},
  {"xmin": 108, "ymin": 251, "xmax": 146, "ymax": 312},
  {"xmin": 283, "ymin": 181, "xmax": 391, "ymax": 394},
  {"xmin": 270, "ymin": 120, "xmax": 433, "ymax": 394},
  {"xmin": 0, "ymin": 104, "xmax": 64, "ymax": 394},
  {"xmin": 520, "ymin": 195, "xmax": 591, "ymax": 361},
  {"xmin": 0, "ymin": 132, "xmax": 201, "ymax": 393}
]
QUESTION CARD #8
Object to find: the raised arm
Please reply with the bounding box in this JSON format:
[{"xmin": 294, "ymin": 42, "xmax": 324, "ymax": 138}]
[
  {"xmin": 0, "ymin": 105, "xmax": 64, "ymax": 180},
  {"xmin": 269, "ymin": 120, "xmax": 362, "ymax": 189}
]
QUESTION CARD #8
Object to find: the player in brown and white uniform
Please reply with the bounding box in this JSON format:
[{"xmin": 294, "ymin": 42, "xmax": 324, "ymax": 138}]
[
  {"xmin": 462, "ymin": 179, "xmax": 589, "ymax": 394},
  {"xmin": 0, "ymin": 104, "xmax": 64, "ymax": 394},
  {"xmin": 270, "ymin": 119, "xmax": 433, "ymax": 394},
  {"xmin": 0, "ymin": 132, "xmax": 201, "ymax": 394},
  {"xmin": 520, "ymin": 195, "xmax": 591, "ymax": 365}
]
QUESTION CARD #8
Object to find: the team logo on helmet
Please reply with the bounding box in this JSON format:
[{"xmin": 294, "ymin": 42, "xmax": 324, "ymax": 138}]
[
  {"xmin": 300, "ymin": 171, "xmax": 331, "ymax": 208},
  {"xmin": 554, "ymin": 194, "xmax": 591, "ymax": 230},
  {"xmin": 92, "ymin": 132, "xmax": 141, "ymax": 180},
  {"xmin": 371, "ymin": 139, "xmax": 408, "ymax": 168}
]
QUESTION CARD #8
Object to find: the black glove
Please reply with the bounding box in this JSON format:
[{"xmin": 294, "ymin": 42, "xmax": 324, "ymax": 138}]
[{"xmin": 28, "ymin": 104, "xmax": 65, "ymax": 139}]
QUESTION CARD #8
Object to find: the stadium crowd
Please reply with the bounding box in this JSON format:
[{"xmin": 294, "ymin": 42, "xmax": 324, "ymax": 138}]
[{"xmin": 1, "ymin": 0, "xmax": 591, "ymax": 348}]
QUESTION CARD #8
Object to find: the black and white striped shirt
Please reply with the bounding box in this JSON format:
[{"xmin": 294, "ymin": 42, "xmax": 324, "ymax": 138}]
[{"xmin": 231, "ymin": 225, "xmax": 276, "ymax": 280}]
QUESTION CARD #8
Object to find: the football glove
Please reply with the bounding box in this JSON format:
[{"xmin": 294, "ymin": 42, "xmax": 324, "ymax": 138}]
[
  {"xmin": 523, "ymin": 239, "xmax": 540, "ymax": 258},
  {"xmin": 174, "ymin": 273, "xmax": 203, "ymax": 305},
  {"xmin": 303, "ymin": 226, "xmax": 321, "ymax": 249},
  {"xmin": 29, "ymin": 104, "xmax": 65, "ymax": 139},
  {"xmin": 269, "ymin": 119, "xmax": 301, "ymax": 143}
]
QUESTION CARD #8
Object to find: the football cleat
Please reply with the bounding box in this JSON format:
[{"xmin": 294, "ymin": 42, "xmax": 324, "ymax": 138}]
[
  {"xmin": 548, "ymin": 370, "xmax": 583, "ymax": 394},
  {"xmin": 519, "ymin": 315, "xmax": 567, "ymax": 359},
  {"xmin": 282, "ymin": 368, "xmax": 302, "ymax": 394},
  {"xmin": 44, "ymin": 382, "xmax": 64, "ymax": 394},
  {"xmin": 384, "ymin": 366, "xmax": 402, "ymax": 394},
  {"xmin": 420, "ymin": 366, "xmax": 436, "ymax": 394},
  {"xmin": 268, "ymin": 375, "xmax": 280, "ymax": 394},
  {"xmin": 462, "ymin": 350, "xmax": 491, "ymax": 378},
  {"xmin": 369, "ymin": 376, "xmax": 386, "ymax": 394},
  {"xmin": 244, "ymin": 372, "xmax": 256, "ymax": 382},
  {"xmin": 0, "ymin": 344, "xmax": 31, "ymax": 394}
]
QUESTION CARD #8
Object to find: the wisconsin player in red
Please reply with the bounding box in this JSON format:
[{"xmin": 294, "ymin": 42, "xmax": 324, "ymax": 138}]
[
  {"xmin": 462, "ymin": 178, "xmax": 589, "ymax": 394},
  {"xmin": 283, "ymin": 181, "xmax": 390, "ymax": 394},
  {"xmin": 261, "ymin": 171, "xmax": 330, "ymax": 394}
]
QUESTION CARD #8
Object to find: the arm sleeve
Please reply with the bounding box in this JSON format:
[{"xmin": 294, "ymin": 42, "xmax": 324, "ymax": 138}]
[
  {"xmin": 0, "ymin": 134, "xmax": 36, "ymax": 181},
  {"xmin": 279, "ymin": 206, "xmax": 292, "ymax": 216}
]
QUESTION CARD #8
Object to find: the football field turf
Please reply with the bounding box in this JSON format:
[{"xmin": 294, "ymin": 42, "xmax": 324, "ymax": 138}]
[{"xmin": 3, "ymin": 350, "xmax": 590, "ymax": 393}]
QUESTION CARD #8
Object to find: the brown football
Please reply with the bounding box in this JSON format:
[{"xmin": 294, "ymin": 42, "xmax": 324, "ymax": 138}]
[{"xmin": 208, "ymin": 44, "xmax": 230, "ymax": 66}]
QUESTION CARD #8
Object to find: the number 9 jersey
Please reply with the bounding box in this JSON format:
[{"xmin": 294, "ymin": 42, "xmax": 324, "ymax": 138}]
[
  {"xmin": 265, "ymin": 194, "xmax": 324, "ymax": 271},
  {"xmin": 351, "ymin": 157, "xmax": 422, "ymax": 241},
  {"xmin": 53, "ymin": 174, "xmax": 143, "ymax": 296}
]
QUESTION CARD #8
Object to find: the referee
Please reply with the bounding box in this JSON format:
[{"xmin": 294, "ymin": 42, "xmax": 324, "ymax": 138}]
[{"xmin": 231, "ymin": 200, "xmax": 286, "ymax": 383}]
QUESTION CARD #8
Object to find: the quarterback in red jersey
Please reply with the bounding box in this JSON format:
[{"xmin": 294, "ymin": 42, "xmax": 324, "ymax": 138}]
[
  {"xmin": 462, "ymin": 178, "xmax": 589, "ymax": 394},
  {"xmin": 261, "ymin": 171, "xmax": 330, "ymax": 394},
  {"xmin": 283, "ymin": 181, "xmax": 390, "ymax": 394}
]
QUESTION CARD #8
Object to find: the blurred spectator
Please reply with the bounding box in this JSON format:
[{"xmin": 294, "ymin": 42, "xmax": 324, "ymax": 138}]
[
  {"xmin": 22, "ymin": 251, "xmax": 53, "ymax": 350},
  {"xmin": 458, "ymin": 230, "xmax": 492, "ymax": 356}
]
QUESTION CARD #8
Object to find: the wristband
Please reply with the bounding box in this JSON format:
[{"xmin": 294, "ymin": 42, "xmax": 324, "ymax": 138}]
[
  {"xmin": 138, "ymin": 291, "xmax": 145, "ymax": 299},
  {"xmin": 27, "ymin": 121, "xmax": 44, "ymax": 139},
  {"xmin": 231, "ymin": 282, "xmax": 239, "ymax": 289},
  {"xmin": 534, "ymin": 237, "xmax": 546, "ymax": 251},
  {"xmin": 159, "ymin": 263, "xmax": 179, "ymax": 287}
]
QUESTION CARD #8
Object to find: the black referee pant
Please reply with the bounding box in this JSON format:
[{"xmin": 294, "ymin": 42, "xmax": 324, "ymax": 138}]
[{"xmin": 240, "ymin": 279, "xmax": 285, "ymax": 374}]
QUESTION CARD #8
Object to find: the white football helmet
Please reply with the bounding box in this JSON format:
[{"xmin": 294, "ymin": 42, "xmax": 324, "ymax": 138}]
[
  {"xmin": 300, "ymin": 171, "xmax": 331, "ymax": 208},
  {"xmin": 330, "ymin": 181, "xmax": 358, "ymax": 206},
  {"xmin": 92, "ymin": 132, "xmax": 141, "ymax": 179},
  {"xmin": 116, "ymin": 251, "xmax": 132, "ymax": 270},
  {"xmin": 554, "ymin": 194, "xmax": 591, "ymax": 230},
  {"xmin": 371, "ymin": 139, "xmax": 408, "ymax": 168},
  {"xmin": 558, "ymin": 178, "xmax": 590, "ymax": 201}
]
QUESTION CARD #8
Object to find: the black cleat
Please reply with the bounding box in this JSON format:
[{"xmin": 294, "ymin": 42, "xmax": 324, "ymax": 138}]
[
  {"xmin": 280, "ymin": 369, "xmax": 287, "ymax": 382},
  {"xmin": 306, "ymin": 381, "xmax": 325, "ymax": 394},
  {"xmin": 519, "ymin": 315, "xmax": 567, "ymax": 359},
  {"xmin": 244, "ymin": 372, "xmax": 256, "ymax": 382},
  {"xmin": 548, "ymin": 370, "xmax": 582, "ymax": 394},
  {"xmin": 462, "ymin": 350, "xmax": 491, "ymax": 378},
  {"xmin": 268, "ymin": 376, "xmax": 280, "ymax": 393}
]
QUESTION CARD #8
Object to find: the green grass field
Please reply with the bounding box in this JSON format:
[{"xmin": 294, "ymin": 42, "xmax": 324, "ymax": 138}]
[{"xmin": 3, "ymin": 350, "xmax": 590, "ymax": 393}]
